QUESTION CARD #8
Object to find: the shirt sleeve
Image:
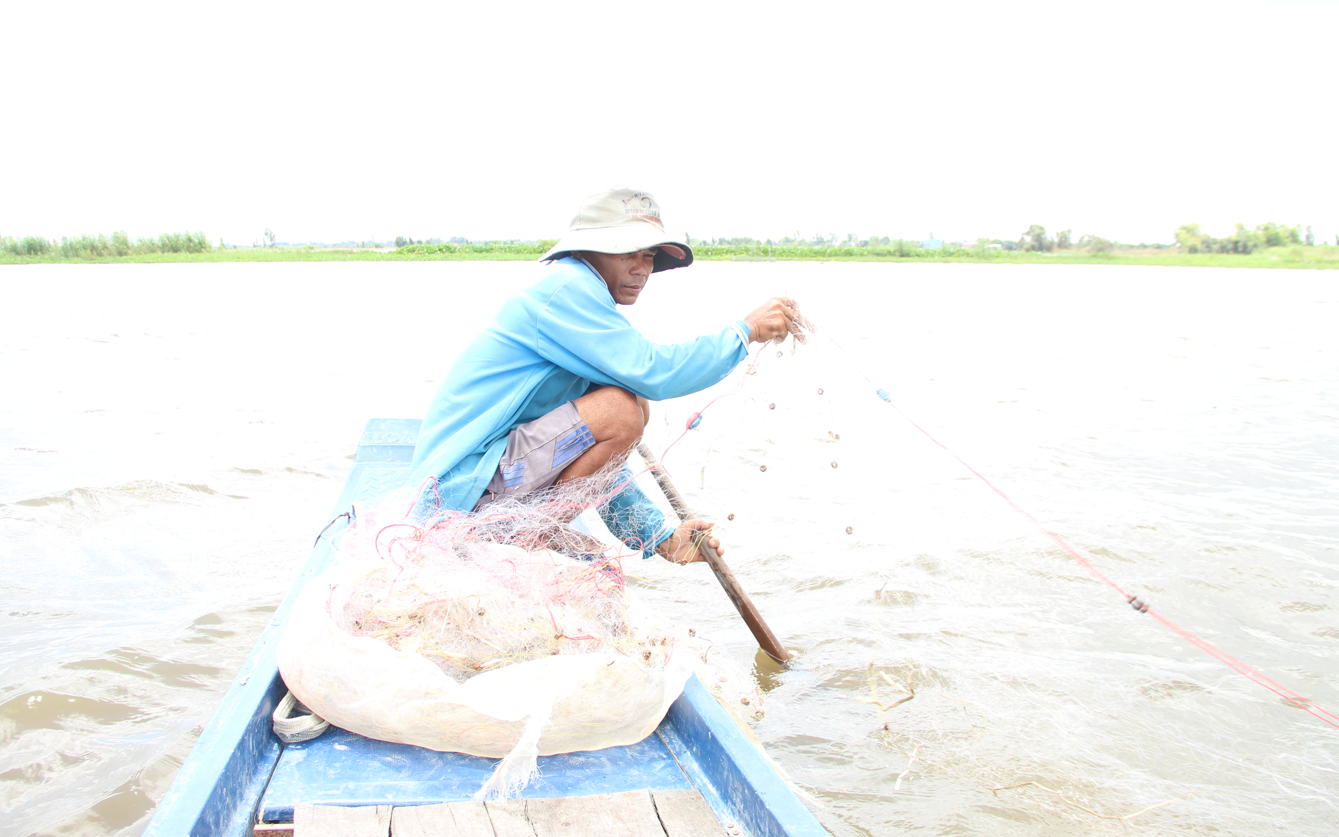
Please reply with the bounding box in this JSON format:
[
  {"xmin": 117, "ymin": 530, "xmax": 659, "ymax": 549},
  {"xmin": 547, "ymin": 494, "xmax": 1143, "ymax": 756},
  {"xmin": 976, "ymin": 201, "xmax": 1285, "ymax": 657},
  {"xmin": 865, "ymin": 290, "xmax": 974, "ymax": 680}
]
[
  {"xmin": 728, "ymin": 319, "xmax": 751, "ymax": 349},
  {"xmin": 533, "ymin": 274, "xmax": 748, "ymax": 402}
]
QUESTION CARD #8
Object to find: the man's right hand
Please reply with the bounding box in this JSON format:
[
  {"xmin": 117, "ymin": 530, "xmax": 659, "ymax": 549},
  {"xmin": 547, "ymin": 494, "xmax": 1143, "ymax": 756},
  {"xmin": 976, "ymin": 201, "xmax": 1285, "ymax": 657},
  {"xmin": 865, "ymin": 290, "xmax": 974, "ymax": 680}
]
[
  {"xmin": 656, "ymin": 519, "xmax": 721, "ymax": 564},
  {"xmin": 744, "ymin": 297, "xmax": 811, "ymax": 344}
]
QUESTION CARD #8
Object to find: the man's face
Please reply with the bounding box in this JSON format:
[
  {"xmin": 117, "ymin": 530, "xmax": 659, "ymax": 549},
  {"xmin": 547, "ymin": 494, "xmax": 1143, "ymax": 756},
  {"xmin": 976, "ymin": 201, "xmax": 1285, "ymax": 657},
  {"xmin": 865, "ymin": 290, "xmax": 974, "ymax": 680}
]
[{"xmin": 582, "ymin": 249, "xmax": 657, "ymax": 305}]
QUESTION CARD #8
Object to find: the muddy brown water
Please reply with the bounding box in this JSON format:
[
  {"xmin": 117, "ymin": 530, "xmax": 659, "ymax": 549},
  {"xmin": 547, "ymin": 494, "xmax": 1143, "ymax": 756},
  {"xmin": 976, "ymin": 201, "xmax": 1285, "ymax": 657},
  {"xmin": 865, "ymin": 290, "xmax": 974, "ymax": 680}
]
[{"xmin": 2, "ymin": 262, "xmax": 1336, "ymax": 835}]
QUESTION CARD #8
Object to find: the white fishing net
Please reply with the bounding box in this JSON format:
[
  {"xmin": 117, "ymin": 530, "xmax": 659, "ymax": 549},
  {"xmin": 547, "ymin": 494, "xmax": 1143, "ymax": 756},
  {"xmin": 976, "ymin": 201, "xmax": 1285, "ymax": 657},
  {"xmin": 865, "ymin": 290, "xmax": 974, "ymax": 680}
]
[{"xmin": 277, "ymin": 462, "xmax": 760, "ymax": 799}]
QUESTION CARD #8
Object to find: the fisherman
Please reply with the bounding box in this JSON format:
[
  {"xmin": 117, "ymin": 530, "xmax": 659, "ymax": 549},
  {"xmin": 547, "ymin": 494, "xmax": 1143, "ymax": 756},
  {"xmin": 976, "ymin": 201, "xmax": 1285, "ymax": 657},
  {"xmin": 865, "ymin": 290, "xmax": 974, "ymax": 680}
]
[{"xmin": 410, "ymin": 188, "xmax": 805, "ymax": 563}]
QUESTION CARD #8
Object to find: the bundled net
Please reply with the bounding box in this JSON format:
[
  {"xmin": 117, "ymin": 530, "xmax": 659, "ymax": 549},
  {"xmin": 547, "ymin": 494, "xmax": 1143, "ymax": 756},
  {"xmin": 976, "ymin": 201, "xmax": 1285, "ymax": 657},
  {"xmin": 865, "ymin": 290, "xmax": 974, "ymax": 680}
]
[
  {"xmin": 278, "ymin": 459, "xmax": 759, "ymax": 800},
  {"xmin": 327, "ymin": 529, "xmax": 676, "ymax": 684}
]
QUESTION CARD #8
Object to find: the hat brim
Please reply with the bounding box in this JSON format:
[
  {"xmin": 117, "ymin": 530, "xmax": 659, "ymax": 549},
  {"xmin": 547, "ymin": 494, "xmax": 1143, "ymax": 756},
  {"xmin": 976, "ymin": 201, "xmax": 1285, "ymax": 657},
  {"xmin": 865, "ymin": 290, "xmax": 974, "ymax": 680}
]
[{"xmin": 540, "ymin": 225, "xmax": 694, "ymax": 273}]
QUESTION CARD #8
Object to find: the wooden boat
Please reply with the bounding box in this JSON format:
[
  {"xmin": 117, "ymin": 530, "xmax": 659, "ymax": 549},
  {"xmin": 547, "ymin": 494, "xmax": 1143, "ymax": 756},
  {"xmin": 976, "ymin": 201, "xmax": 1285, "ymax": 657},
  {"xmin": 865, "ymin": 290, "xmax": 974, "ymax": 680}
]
[{"xmin": 143, "ymin": 418, "xmax": 827, "ymax": 836}]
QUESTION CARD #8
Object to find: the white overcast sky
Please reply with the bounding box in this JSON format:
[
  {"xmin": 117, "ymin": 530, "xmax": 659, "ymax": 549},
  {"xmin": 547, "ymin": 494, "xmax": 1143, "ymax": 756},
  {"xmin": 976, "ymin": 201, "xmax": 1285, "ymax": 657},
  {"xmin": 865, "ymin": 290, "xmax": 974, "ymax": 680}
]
[{"xmin": 4, "ymin": 0, "xmax": 1336, "ymax": 246}]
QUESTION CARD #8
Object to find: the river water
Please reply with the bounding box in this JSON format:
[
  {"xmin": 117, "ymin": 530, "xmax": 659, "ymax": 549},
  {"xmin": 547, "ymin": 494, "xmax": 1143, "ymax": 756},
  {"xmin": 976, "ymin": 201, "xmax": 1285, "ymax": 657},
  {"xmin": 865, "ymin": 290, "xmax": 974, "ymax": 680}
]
[{"xmin": 1, "ymin": 262, "xmax": 1335, "ymax": 836}]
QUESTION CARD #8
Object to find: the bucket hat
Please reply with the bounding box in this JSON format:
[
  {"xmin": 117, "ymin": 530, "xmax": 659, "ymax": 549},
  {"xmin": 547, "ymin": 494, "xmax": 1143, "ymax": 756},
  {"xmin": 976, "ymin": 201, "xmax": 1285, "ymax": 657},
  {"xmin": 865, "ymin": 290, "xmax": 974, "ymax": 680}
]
[{"xmin": 540, "ymin": 188, "xmax": 694, "ymax": 273}]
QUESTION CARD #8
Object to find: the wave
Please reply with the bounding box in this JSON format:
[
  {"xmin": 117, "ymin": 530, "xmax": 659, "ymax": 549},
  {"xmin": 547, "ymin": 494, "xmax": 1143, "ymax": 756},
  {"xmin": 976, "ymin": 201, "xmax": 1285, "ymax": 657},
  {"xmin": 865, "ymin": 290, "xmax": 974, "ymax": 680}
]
[{"xmin": 5, "ymin": 480, "xmax": 250, "ymax": 509}]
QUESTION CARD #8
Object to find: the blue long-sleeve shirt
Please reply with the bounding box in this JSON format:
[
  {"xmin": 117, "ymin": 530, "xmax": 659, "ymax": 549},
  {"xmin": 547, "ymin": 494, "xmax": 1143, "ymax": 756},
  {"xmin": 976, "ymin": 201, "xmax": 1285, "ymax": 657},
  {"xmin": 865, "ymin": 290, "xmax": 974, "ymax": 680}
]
[{"xmin": 410, "ymin": 257, "xmax": 750, "ymax": 555}]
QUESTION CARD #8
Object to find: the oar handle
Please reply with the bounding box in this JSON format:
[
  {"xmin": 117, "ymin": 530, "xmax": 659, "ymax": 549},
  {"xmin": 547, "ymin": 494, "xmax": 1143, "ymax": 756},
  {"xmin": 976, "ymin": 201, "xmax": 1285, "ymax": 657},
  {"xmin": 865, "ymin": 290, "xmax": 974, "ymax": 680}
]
[{"xmin": 637, "ymin": 443, "xmax": 791, "ymax": 664}]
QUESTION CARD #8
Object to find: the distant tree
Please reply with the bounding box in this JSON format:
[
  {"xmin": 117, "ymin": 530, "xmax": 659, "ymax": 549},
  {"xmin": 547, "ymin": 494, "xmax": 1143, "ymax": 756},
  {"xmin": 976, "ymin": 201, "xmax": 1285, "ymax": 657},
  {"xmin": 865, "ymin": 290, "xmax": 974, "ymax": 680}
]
[
  {"xmin": 1225, "ymin": 223, "xmax": 1259, "ymax": 254},
  {"xmin": 263, "ymin": 228, "xmax": 276, "ymax": 248},
  {"xmin": 1022, "ymin": 224, "xmax": 1053, "ymax": 252},
  {"xmin": 1304, "ymin": 225, "xmax": 1314, "ymax": 246},
  {"xmin": 1174, "ymin": 223, "xmax": 1207, "ymax": 253},
  {"xmin": 395, "ymin": 236, "xmax": 408, "ymax": 248},
  {"xmin": 1253, "ymin": 222, "xmax": 1301, "ymax": 248},
  {"xmin": 1055, "ymin": 229, "xmax": 1072, "ymax": 250},
  {"xmin": 1176, "ymin": 223, "xmax": 1266, "ymax": 254},
  {"xmin": 1078, "ymin": 234, "xmax": 1113, "ymax": 253},
  {"xmin": 16, "ymin": 235, "xmax": 52, "ymax": 256}
]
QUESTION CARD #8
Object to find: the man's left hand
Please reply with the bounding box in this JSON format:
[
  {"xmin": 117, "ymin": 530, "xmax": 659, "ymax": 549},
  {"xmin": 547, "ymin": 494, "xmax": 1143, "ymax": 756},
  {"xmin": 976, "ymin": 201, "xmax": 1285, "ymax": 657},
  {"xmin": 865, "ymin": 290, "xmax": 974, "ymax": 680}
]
[{"xmin": 656, "ymin": 518, "xmax": 722, "ymax": 564}]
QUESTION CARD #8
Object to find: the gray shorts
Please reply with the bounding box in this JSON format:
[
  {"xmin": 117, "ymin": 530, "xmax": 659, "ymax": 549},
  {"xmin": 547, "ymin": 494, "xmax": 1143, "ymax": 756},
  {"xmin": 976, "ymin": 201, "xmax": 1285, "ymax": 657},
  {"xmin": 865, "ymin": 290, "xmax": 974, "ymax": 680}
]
[{"xmin": 474, "ymin": 402, "xmax": 595, "ymax": 511}]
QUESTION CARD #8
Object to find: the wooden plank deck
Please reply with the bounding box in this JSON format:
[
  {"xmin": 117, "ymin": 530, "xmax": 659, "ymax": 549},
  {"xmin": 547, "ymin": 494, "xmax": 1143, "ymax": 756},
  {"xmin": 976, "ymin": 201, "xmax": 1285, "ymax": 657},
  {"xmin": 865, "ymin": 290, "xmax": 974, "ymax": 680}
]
[{"xmin": 259, "ymin": 789, "xmax": 735, "ymax": 836}]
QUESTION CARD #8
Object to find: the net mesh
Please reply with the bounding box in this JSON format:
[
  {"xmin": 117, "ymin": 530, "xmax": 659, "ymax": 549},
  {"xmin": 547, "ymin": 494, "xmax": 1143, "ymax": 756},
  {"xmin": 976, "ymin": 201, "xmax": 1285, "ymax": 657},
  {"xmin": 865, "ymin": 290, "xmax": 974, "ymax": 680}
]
[
  {"xmin": 278, "ymin": 456, "xmax": 762, "ymax": 799},
  {"xmin": 327, "ymin": 535, "xmax": 676, "ymax": 684},
  {"xmin": 323, "ymin": 460, "xmax": 690, "ymax": 682}
]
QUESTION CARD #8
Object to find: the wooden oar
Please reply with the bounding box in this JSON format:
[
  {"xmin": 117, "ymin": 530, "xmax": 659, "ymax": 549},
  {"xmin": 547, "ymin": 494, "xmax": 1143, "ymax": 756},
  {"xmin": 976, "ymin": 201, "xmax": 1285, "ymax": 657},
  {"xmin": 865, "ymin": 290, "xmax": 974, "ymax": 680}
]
[{"xmin": 636, "ymin": 443, "xmax": 791, "ymax": 664}]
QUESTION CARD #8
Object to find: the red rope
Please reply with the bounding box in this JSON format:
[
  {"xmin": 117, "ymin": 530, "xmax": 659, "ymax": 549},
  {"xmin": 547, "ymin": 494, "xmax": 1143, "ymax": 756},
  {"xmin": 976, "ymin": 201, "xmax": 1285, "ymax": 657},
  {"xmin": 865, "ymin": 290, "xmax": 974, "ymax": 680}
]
[{"xmin": 877, "ymin": 389, "xmax": 1339, "ymax": 730}]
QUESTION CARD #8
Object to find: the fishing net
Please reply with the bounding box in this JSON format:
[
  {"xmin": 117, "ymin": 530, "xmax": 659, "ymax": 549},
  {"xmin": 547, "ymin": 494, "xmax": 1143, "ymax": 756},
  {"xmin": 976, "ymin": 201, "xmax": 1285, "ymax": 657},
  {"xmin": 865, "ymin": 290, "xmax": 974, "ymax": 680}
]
[{"xmin": 277, "ymin": 461, "xmax": 758, "ymax": 799}]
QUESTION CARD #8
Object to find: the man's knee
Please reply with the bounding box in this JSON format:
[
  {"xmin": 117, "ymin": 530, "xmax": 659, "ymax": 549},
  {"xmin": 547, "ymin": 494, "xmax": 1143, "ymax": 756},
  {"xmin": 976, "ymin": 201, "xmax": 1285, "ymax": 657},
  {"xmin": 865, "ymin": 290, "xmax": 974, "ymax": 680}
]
[{"xmin": 576, "ymin": 386, "xmax": 645, "ymax": 447}]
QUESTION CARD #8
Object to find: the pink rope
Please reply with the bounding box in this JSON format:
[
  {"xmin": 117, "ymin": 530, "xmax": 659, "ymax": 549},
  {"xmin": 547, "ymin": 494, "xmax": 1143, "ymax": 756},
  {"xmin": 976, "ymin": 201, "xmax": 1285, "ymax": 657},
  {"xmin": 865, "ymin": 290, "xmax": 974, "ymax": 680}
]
[{"xmin": 875, "ymin": 386, "xmax": 1339, "ymax": 729}]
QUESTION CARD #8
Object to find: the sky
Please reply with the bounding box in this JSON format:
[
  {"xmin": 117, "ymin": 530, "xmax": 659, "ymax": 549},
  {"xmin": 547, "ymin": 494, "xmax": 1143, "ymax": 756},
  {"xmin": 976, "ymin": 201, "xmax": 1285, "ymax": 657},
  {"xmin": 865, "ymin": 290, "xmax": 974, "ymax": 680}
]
[{"xmin": 4, "ymin": 0, "xmax": 1336, "ymax": 247}]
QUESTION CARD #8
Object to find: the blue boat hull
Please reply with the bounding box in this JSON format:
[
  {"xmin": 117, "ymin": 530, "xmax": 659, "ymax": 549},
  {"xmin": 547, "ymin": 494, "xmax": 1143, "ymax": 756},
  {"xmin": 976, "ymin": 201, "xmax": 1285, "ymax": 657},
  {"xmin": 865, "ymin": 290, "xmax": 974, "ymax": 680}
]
[{"xmin": 144, "ymin": 419, "xmax": 825, "ymax": 836}]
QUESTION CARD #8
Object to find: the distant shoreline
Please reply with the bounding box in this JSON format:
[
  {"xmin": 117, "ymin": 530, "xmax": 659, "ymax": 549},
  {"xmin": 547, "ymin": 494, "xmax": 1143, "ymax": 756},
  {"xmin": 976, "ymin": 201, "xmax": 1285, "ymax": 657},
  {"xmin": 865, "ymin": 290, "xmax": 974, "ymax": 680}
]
[{"xmin": 2, "ymin": 244, "xmax": 1336, "ymax": 269}]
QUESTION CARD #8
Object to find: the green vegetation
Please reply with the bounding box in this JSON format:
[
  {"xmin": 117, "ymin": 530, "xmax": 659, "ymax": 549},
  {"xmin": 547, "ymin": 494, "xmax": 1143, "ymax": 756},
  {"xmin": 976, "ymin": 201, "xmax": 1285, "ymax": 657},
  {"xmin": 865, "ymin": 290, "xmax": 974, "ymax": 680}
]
[
  {"xmin": 2, "ymin": 230, "xmax": 213, "ymax": 261},
  {"xmin": 693, "ymin": 242, "xmax": 1338, "ymax": 268},
  {"xmin": 397, "ymin": 241, "xmax": 550, "ymax": 257},
  {"xmin": 692, "ymin": 242, "xmax": 974, "ymax": 260},
  {"xmin": 4, "ymin": 225, "xmax": 1336, "ymax": 269},
  {"xmin": 1173, "ymin": 222, "xmax": 1309, "ymax": 254}
]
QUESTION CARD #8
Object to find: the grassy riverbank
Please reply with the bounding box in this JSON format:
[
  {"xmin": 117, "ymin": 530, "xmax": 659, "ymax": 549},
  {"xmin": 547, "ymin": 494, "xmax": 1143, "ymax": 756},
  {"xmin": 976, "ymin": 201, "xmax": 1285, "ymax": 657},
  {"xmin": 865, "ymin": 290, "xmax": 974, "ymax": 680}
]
[{"xmin": 3, "ymin": 242, "xmax": 1337, "ymax": 269}]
